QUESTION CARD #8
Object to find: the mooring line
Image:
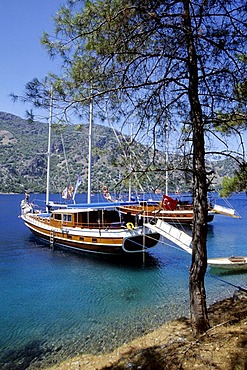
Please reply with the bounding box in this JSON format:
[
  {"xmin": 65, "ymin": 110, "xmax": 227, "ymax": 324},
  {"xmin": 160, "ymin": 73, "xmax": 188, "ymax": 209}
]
[{"xmin": 207, "ymin": 273, "xmax": 247, "ymax": 293}]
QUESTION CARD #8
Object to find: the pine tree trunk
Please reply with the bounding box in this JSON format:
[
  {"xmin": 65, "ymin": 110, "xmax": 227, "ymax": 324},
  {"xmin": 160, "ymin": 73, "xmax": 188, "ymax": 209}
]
[
  {"xmin": 190, "ymin": 117, "xmax": 210, "ymax": 335},
  {"xmin": 183, "ymin": 0, "xmax": 210, "ymax": 336}
]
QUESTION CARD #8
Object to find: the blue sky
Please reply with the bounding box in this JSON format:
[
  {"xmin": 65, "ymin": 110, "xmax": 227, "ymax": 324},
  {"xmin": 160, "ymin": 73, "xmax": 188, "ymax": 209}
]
[
  {"xmin": 0, "ymin": 1, "xmax": 246, "ymax": 153},
  {"xmin": 0, "ymin": 0, "xmax": 64, "ymax": 118}
]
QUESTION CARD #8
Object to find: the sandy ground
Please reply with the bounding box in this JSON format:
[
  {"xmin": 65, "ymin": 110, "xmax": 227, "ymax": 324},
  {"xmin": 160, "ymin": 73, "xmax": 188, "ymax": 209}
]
[{"xmin": 44, "ymin": 290, "xmax": 247, "ymax": 370}]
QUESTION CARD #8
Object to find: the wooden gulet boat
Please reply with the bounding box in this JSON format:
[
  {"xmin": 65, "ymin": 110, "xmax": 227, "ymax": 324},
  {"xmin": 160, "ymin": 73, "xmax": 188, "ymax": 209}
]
[
  {"xmin": 20, "ymin": 95, "xmax": 161, "ymax": 257},
  {"xmin": 20, "ymin": 202, "xmax": 160, "ymax": 255},
  {"xmin": 103, "ymin": 117, "xmax": 239, "ymax": 226},
  {"xmin": 105, "ymin": 194, "xmax": 215, "ymax": 226},
  {"xmin": 103, "ymin": 116, "xmax": 216, "ymax": 226},
  {"xmin": 105, "ymin": 191, "xmax": 240, "ymax": 226},
  {"xmin": 21, "ymin": 197, "xmax": 163, "ymax": 256}
]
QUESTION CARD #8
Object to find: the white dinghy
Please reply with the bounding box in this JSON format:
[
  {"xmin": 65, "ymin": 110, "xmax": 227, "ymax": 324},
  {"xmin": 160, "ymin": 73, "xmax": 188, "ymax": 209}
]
[{"xmin": 207, "ymin": 256, "xmax": 247, "ymax": 271}]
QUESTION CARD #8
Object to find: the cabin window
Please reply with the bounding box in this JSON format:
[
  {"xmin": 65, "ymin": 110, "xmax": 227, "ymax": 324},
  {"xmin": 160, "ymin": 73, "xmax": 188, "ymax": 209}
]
[
  {"xmin": 54, "ymin": 214, "xmax": 62, "ymax": 221},
  {"xmin": 63, "ymin": 214, "xmax": 72, "ymax": 222}
]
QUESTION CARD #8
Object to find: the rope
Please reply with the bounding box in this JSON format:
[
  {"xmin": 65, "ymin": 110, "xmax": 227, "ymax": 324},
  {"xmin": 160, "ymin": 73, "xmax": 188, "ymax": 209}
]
[
  {"xmin": 213, "ymin": 191, "xmax": 241, "ymax": 217},
  {"xmin": 122, "ymin": 231, "xmax": 187, "ymax": 257},
  {"xmin": 61, "ymin": 133, "xmax": 71, "ymax": 184},
  {"xmin": 207, "ymin": 273, "xmax": 247, "ymax": 293},
  {"xmin": 123, "ymin": 232, "xmax": 247, "ymax": 295}
]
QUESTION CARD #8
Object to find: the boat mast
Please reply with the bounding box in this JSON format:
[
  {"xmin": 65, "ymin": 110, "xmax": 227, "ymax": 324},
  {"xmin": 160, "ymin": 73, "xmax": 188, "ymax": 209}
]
[
  {"xmin": 46, "ymin": 90, "xmax": 53, "ymax": 210},
  {"xmin": 128, "ymin": 123, "xmax": 133, "ymax": 202},
  {"xmin": 165, "ymin": 119, "xmax": 169, "ymax": 196},
  {"xmin": 87, "ymin": 90, "xmax": 93, "ymax": 204}
]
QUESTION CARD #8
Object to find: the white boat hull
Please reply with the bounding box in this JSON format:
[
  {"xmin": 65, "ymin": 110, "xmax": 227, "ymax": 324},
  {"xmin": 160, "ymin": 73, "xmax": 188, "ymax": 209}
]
[{"xmin": 208, "ymin": 256, "xmax": 247, "ymax": 270}]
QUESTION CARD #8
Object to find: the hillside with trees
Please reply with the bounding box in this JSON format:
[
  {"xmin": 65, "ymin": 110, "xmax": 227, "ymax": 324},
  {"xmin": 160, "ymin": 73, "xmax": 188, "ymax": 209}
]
[{"xmin": 0, "ymin": 111, "xmax": 239, "ymax": 195}]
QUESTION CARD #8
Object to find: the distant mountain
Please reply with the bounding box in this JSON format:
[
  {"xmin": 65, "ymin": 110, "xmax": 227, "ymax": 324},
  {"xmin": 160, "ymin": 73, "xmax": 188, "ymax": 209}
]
[{"xmin": 0, "ymin": 111, "xmax": 237, "ymax": 194}]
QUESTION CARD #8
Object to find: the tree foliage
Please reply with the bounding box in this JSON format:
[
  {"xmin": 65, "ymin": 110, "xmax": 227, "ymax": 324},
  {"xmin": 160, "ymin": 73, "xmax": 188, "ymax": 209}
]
[
  {"xmin": 32, "ymin": 1, "xmax": 244, "ymax": 146},
  {"xmin": 220, "ymin": 162, "xmax": 247, "ymax": 197},
  {"xmin": 21, "ymin": 0, "xmax": 247, "ymax": 336},
  {"xmin": 217, "ymin": 56, "xmax": 247, "ymax": 194}
]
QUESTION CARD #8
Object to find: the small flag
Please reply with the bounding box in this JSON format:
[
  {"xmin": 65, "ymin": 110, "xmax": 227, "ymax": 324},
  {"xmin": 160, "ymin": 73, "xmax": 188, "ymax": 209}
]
[
  {"xmin": 73, "ymin": 175, "xmax": 82, "ymax": 202},
  {"xmin": 62, "ymin": 187, "xmax": 68, "ymax": 199},
  {"xmin": 62, "ymin": 186, "xmax": 73, "ymax": 200}
]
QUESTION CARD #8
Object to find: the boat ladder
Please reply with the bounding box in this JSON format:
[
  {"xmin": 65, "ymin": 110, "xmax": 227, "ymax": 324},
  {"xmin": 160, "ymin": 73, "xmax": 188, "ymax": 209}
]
[{"xmin": 50, "ymin": 230, "xmax": 55, "ymax": 249}]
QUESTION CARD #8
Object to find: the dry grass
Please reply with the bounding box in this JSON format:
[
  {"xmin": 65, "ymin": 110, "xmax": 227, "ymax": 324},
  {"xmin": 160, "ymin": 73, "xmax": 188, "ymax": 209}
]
[{"xmin": 45, "ymin": 292, "xmax": 247, "ymax": 370}]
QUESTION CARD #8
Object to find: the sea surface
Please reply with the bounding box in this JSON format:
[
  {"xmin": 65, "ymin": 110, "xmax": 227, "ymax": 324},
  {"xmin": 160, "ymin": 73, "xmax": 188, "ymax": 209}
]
[{"xmin": 0, "ymin": 193, "xmax": 246, "ymax": 369}]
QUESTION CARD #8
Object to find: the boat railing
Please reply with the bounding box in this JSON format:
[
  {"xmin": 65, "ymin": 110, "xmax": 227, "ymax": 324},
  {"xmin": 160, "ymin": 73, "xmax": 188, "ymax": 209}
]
[
  {"xmin": 26, "ymin": 213, "xmax": 51, "ymax": 227},
  {"xmin": 74, "ymin": 221, "xmax": 126, "ymax": 229},
  {"xmin": 176, "ymin": 203, "xmax": 193, "ymax": 210},
  {"xmin": 27, "ymin": 213, "xmax": 130, "ymax": 230}
]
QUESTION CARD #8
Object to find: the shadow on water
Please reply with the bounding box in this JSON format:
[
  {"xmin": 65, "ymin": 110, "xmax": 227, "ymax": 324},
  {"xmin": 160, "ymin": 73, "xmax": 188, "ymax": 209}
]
[
  {"xmin": 27, "ymin": 234, "xmax": 162, "ymax": 270},
  {"xmin": 206, "ymin": 223, "xmax": 215, "ymax": 236},
  {"xmin": 0, "ymin": 340, "xmax": 52, "ymax": 370},
  {"xmin": 208, "ymin": 267, "xmax": 247, "ymax": 277}
]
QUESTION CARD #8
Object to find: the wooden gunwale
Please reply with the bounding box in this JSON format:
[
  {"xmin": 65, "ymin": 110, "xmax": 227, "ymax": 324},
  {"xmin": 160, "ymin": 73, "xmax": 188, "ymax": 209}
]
[{"xmin": 22, "ymin": 213, "xmax": 160, "ymax": 254}]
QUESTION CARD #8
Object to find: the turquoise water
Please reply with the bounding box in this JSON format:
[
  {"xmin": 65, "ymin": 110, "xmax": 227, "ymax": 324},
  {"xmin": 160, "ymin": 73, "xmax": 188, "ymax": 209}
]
[{"xmin": 0, "ymin": 193, "xmax": 246, "ymax": 369}]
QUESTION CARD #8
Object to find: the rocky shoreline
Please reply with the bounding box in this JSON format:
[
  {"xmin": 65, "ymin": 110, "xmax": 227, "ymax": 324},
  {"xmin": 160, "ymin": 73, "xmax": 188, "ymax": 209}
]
[{"xmin": 42, "ymin": 291, "xmax": 247, "ymax": 370}]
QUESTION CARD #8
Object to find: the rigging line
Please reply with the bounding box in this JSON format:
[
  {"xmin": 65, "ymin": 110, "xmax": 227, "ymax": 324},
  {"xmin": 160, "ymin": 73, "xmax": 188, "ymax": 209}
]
[
  {"xmin": 124, "ymin": 234, "xmax": 190, "ymax": 264},
  {"xmin": 105, "ymin": 111, "xmax": 150, "ymax": 191},
  {"xmin": 154, "ymin": 212, "xmax": 192, "ymax": 235},
  {"xmin": 168, "ymin": 216, "xmax": 191, "ymax": 235},
  {"xmin": 124, "ymin": 232, "xmax": 184, "ymax": 252},
  {"xmin": 207, "ymin": 273, "xmax": 247, "ymax": 293},
  {"xmin": 61, "ymin": 133, "xmax": 71, "ymax": 184},
  {"xmin": 214, "ymin": 190, "xmax": 241, "ymax": 217},
  {"xmin": 150, "ymin": 235, "xmax": 192, "ymax": 265},
  {"xmin": 156, "ymin": 234, "xmax": 192, "ymax": 254}
]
